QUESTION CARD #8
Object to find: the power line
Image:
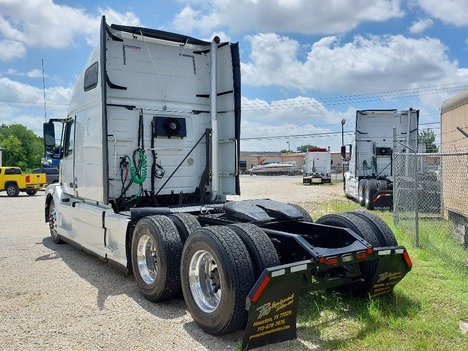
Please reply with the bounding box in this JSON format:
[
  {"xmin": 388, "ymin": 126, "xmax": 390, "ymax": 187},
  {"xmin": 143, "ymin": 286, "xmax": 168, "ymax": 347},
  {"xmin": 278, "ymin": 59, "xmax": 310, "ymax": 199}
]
[
  {"xmin": 241, "ymin": 130, "xmax": 353, "ymax": 141},
  {"xmin": 242, "ymin": 81, "xmax": 468, "ymax": 111}
]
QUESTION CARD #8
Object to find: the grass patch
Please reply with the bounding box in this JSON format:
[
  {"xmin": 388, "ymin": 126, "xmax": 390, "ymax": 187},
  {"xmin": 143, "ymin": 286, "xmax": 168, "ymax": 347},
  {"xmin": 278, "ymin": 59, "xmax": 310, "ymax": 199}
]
[{"xmin": 295, "ymin": 198, "xmax": 468, "ymax": 351}]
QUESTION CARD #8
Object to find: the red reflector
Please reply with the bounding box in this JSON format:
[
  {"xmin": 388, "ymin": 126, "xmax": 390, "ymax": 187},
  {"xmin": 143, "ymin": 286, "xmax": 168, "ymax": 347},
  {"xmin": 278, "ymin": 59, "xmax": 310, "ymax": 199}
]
[
  {"xmin": 326, "ymin": 257, "xmax": 338, "ymax": 265},
  {"xmin": 319, "ymin": 257, "xmax": 325, "ymax": 264},
  {"xmin": 26, "ymin": 175, "xmax": 30, "ymax": 183},
  {"xmin": 356, "ymin": 251, "xmax": 367, "ymax": 259},
  {"xmin": 367, "ymin": 248, "xmax": 373, "ymax": 254},
  {"xmin": 403, "ymin": 251, "xmax": 413, "ymax": 269},
  {"xmin": 251, "ymin": 275, "xmax": 271, "ymax": 303}
]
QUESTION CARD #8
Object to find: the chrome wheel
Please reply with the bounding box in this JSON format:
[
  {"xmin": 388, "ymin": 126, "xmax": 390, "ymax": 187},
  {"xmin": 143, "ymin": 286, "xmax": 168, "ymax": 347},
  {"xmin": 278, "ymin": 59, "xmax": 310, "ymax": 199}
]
[
  {"xmin": 188, "ymin": 249, "xmax": 221, "ymax": 313},
  {"xmin": 48, "ymin": 200, "xmax": 62, "ymax": 244},
  {"xmin": 136, "ymin": 234, "xmax": 158, "ymax": 285}
]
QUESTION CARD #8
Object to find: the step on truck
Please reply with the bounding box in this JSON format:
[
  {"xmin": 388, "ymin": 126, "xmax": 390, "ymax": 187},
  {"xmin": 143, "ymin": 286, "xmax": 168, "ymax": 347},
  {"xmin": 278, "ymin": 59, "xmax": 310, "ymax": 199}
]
[
  {"xmin": 302, "ymin": 147, "xmax": 332, "ymax": 184},
  {"xmin": 44, "ymin": 17, "xmax": 412, "ymax": 350},
  {"xmin": 342, "ymin": 109, "xmax": 419, "ymax": 210}
]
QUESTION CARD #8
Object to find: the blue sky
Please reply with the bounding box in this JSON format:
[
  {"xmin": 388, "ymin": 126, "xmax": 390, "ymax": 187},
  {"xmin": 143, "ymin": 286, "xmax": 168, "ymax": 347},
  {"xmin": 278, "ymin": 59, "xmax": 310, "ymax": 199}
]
[{"xmin": 1, "ymin": 0, "xmax": 468, "ymax": 152}]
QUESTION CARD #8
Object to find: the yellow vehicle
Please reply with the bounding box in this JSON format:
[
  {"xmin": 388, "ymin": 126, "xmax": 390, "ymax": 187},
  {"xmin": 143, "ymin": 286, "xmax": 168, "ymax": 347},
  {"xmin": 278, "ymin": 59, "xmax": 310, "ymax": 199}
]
[{"xmin": 0, "ymin": 167, "xmax": 47, "ymax": 197}]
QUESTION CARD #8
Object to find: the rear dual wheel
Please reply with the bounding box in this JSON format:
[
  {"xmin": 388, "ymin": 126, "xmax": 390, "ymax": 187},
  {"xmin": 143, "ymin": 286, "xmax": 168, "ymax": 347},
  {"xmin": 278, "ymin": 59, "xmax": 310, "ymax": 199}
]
[
  {"xmin": 349, "ymin": 210, "xmax": 398, "ymax": 246},
  {"xmin": 364, "ymin": 180, "xmax": 378, "ymax": 210},
  {"xmin": 133, "ymin": 218, "xmax": 279, "ymax": 335},
  {"xmin": 181, "ymin": 226, "xmax": 256, "ymax": 335},
  {"xmin": 167, "ymin": 213, "xmax": 201, "ymax": 242},
  {"xmin": 316, "ymin": 213, "xmax": 380, "ymax": 296},
  {"xmin": 358, "ymin": 179, "xmax": 367, "ymax": 206},
  {"xmin": 131, "ymin": 215, "xmax": 183, "ymax": 302}
]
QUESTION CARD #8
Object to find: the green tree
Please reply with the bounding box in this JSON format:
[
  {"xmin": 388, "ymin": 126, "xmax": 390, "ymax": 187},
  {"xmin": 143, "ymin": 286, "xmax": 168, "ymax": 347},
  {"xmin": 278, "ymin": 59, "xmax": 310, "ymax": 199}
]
[
  {"xmin": 296, "ymin": 144, "xmax": 318, "ymax": 153},
  {"xmin": 418, "ymin": 129, "xmax": 438, "ymax": 153},
  {"xmin": 0, "ymin": 124, "xmax": 44, "ymax": 169}
]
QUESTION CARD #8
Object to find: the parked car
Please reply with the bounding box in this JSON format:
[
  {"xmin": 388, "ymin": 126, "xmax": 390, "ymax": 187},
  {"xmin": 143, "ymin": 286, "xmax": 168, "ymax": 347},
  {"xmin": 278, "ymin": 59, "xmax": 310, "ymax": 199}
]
[
  {"xmin": 0, "ymin": 167, "xmax": 47, "ymax": 196},
  {"xmin": 31, "ymin": 167, "xmax": 59, "ymax": 185}
]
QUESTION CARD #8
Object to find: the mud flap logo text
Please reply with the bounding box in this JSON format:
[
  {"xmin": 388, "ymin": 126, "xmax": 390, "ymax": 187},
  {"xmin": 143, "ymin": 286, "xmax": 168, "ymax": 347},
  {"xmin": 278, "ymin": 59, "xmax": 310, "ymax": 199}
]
[{"xmin": 256, "ymin": 293, "xmax": 295, "ymax": 319}]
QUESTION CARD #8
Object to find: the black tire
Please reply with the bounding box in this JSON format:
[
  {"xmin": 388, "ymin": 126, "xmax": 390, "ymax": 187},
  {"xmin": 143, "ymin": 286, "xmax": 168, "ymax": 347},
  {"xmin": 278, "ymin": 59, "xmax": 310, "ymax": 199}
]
[
  {"xmin": 376, "ymin": 180, "xmax": 388, "ymax": 191},
  {"xmin": 316, "ymin": 213, "xmax": 380, "ymax": 246},
  {"xmin": 48, "ymin": 200, "xmax": 63, "ymax": 244},
  {"xmin": 358, "ymin": 179, "xmax": 367, "ymax": 206},
  {"xmin": 26, "ymin": 190, "xmax": 38, "ymax": 196},
  {"xmin": 181, "ymin": 226, "xmax": 255, "ymax": 335},
  {"xmin": 288, "ymin": 203, "xmax": 313, "ymax": 222},
  {"xmin": 316, "ymin": 213, "xmax": 379, "ymax": 296},
  {"xmin": 131, "ymin": 215, "xmax": 183, "ymax": 302},
  {"xmin": 227, "ymin": 223, "xmax": 280, "ymax": 278},
  {"xmin": 364, "ymin": 179, "xmax": 378, "ymax": 210},
  {"xmin": 350, "ymin": 210, "xmax": 398, "ymax": 246},
  {"xmin": 167, "ymin": 213, "xmax": 201, "ymax": 242},
  {"xmin": 6, "ymin": 183, "xmax": 19, "ymax": 197}
]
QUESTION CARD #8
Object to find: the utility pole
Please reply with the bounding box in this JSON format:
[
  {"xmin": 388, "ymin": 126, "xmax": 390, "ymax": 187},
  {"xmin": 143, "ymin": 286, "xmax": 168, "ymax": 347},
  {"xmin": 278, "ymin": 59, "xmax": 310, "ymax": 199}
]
[{"xmin": 341, "ymin": 119, "xmax": 346, "ymax": 146}]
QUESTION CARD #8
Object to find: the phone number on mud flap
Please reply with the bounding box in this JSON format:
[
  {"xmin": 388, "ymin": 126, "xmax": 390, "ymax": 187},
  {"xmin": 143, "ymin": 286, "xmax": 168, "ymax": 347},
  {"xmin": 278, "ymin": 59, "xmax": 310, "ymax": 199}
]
[{"xmin": 254, "ymin": 309, "xmax": 292, "ymax": 333}]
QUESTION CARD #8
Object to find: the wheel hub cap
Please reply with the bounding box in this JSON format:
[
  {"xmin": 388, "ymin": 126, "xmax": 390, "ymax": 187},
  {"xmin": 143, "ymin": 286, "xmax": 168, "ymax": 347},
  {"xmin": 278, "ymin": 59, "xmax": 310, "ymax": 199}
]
[
  {"xmin": 136, "ymin": 234, "xmax": 158, "ymax": 285},
  {"xmin": 189, "ymin": 250, "xmax": 221, "ymax": 313}
]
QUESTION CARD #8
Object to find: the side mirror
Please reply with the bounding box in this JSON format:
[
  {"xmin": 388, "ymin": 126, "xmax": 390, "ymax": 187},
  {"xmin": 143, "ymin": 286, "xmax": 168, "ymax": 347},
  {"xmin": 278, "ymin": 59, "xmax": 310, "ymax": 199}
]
[
  {"xmin": 43, "ymin": 122, "xmax": 56, "ymax": 155},
  {"xmin": 340, "ymin": 145, "xmax": 346, "ymax": 160}
]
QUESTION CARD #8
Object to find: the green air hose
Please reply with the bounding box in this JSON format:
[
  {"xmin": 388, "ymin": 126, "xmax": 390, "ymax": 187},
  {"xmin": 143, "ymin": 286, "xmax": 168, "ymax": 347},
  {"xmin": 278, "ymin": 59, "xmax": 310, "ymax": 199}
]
[
  {"xmin": 362, "ymin": 157, "xmax": 377, "ymax": 173},
  {"xmin": 128, "ymin": 150, "xmax": 147, "ymax": 184}
]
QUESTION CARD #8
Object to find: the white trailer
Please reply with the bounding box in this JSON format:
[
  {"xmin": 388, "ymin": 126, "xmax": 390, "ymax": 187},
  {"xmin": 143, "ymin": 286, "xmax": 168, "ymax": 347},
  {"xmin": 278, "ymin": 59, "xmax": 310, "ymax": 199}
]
[
  {"xmin": 342, "ymin": 109, "xmax": 419, "ymax": 210},
  {"xmin": 43, "ymin": 17, "xmax": 412, "ymax": 349},
  {"xmin": 302, "ymin": 147, "xmax": 331, "ymax": 184}
]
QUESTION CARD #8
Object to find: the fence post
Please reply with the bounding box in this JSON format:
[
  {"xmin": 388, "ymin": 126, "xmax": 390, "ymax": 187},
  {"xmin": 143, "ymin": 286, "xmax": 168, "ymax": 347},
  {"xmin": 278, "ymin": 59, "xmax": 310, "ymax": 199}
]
[{"xmin": 414, "ymin": 153, "xmax": 420, "ymax": 247}]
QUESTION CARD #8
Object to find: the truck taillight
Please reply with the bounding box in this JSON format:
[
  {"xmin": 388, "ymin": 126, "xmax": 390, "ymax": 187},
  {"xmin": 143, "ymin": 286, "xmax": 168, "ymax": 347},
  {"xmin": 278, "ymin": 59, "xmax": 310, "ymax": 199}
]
[
  {"xmin": 26, "ymin": 175, "xmax": 30, "ymax": 183},
  {"xmin": 325, "ymin": 257, "xmax": 338, "ymax": 265},
  {"xmin": 356, "ymin": 251, "xmax": 367, "ymax": 259}
]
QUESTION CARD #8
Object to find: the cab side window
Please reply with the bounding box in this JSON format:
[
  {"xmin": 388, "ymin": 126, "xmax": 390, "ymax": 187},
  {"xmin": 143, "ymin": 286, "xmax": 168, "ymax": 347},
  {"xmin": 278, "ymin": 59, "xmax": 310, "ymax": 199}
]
[
  {"xmin": 64, "ymin": 119, "xmax": 75, "ymax": 157},
  {"xmin": 84, "ymin": 62, "xmax": 98, "ymax": 91}
]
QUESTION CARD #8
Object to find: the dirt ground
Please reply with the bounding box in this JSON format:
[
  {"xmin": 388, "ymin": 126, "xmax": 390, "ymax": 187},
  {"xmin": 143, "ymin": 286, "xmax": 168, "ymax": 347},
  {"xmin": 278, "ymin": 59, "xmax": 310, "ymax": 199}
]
[
  {"xmin": 230, "ymin": 175, "xmax": 347, "ymax": 218},
  {"xmin": 0, "ymin": 176, "xmax": 346, "ymax": 351}
]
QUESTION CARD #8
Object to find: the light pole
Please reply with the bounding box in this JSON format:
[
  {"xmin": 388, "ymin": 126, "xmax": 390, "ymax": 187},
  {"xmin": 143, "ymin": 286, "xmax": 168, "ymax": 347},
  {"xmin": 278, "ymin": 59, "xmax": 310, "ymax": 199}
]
[
  {"xmin": 286, "ymin": 141, "xmax": 290, "ymax": 152},
  {"xmin": 341, "ymin": 119, "xmax": 346, "ymax": 146},
  {"xmin": 341, "ymin": 119, "xmax": 346, "ymax": 177}
]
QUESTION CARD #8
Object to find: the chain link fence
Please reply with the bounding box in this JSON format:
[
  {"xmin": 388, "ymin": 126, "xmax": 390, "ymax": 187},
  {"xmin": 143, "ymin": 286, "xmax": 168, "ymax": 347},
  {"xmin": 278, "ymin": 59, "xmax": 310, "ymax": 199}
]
[{"xmin": 393, "ymin": 152, "xmax": 468, "ymax": 249}]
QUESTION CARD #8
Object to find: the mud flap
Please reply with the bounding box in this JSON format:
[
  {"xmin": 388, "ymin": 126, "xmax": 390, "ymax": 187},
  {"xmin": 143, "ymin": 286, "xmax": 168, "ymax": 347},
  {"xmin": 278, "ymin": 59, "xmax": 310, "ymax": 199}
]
[
  {"xmin": 241, "ymin": 261, "xmax": 312, "ymax": 350},
  {"xmin": 372, "ymin": 190, "xmax": 393, "ymax": 210},
  {"xmin": 368, "ymin": 247, "xmax": 412, "ymax": 297}
]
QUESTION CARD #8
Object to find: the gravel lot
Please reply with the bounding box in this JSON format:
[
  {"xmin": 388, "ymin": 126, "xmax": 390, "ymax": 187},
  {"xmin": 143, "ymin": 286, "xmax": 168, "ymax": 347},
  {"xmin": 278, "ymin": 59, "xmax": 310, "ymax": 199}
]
[{"xmin": 0, "ymin": 176, "xmax": 345, "ymax": 351}]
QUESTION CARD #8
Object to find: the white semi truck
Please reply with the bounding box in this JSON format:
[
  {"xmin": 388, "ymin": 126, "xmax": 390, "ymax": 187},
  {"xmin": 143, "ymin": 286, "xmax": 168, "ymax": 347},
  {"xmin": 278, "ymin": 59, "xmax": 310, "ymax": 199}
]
[
  {"xmin": 342, "ymin": 109, "xmax": 419, "ymax": 210},
  {"xmin": 302, "ymin": 147, "xmax": 331, "ymax": 184},
  {"xmin": 44, "ymin": 17, "xmax": 412, "ymax": 349}
]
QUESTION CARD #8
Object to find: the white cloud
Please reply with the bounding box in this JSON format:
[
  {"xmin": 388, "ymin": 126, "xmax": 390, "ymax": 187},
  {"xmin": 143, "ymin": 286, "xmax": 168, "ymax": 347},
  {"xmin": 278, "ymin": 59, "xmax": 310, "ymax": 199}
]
[
  {"xmin": 0, "ymin": 39, "xmax": 26, "ymax": 61},
  {"xmin": 0, "ymin": 77, "xmax": 71, "ymax": 136},
  {"xmin": 27, "ymin": 69, "xmax": 43, "ymax": 78},
  {"xmin": 0, "ymin": 1, "xmax": 141, "ymax": 58},
  {"xmin": 173, "ymin": 0, "xmax": 403, "ymax": 35},
  {"xmin": 241, "ymin": 96, "xmax": 354, "ymax": 151},
  {"xmin": 415, "ymin": 0, "xmax": 468, "ymax": 26},
  {"xmin": 242, "ymin": 33, "xmax": 464, "ymax": 93},
  {"xmin": 409, "ymin": 18, "xmax": 434, "ymax": 33}
]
